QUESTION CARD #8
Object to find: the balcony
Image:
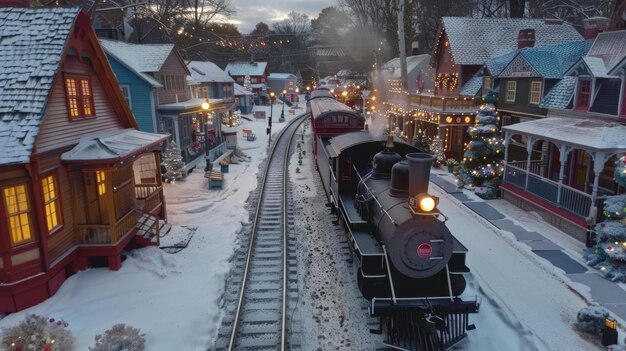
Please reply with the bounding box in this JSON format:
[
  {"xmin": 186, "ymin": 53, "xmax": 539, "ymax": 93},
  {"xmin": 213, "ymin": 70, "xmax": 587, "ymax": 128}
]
[
  {"xmin": 388, "ymin": 91, "xmax": 477, "ymax": 113},
  {"xmin": 78, "ymin": 209, "xmax": 137, "ymax": 245}
]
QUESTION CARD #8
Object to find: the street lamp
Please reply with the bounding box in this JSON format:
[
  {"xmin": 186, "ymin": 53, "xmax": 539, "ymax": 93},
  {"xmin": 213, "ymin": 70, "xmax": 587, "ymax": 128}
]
[
  {"xmin": 267, "ymin": 92, "xmax": 275, "ymax": 142},
  {"xmin": 279, "ymin": 89, "xmax": 287, "ymax": 122},
  {"xmin": 201, "ymin": 99, "xmax": 211, "ymax": 167}
]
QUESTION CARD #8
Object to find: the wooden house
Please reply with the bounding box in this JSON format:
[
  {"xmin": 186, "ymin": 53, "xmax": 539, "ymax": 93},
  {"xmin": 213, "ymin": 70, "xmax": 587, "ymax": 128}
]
[
  {"xmin": 100, "ymin": 40, "xmax": 217, "ymax": 171},
  {"xmin": 500, "ymin": 30, "xmax": 626, "ymax": 241},
  {"xmin": 385, "ymin": 17, "xmax": 581, "ymax": 159},
  {"xmin": 267, "ymin": 73, "xmax": 298, "ymax": 103},
  {"xmin": 0, "ymin": 6, "xmax": 168, "ymax": 312},
  {"xmin": 234, "ymin": 83, "xmax": 254, "ymax": 114},
  {"xmin": 225, "ymin": 60, "xmax": 269, "ymax": 94}
]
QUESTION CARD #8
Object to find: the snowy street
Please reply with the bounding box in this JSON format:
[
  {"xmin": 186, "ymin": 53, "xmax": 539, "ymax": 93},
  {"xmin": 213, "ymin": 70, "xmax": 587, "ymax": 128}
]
[{"xmin": 0, "ymin": 102, "xmax": 619, "ymax": 350}]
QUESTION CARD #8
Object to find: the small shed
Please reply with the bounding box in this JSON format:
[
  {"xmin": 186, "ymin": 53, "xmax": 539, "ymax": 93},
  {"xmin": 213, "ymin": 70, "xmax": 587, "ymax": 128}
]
[
  {"xmin": 267, "ymin": 73, "xmax": 298, "ymax": 102},
  {"xmin": 234, "ymin": 83, "xmax": 254, "ymax": 114}
]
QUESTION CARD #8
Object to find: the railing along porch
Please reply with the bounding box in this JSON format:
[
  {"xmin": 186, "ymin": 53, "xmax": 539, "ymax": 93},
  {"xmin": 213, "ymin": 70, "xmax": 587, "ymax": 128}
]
[
  {"xmin": 503, "ymin": 162, "xmax": 593, "ymax": 218},
  {"xmin": 78, "ymin": 209, "xmax": 137, "ymax": 245},
  {"xmin": 135, "ymin": 184, "xmax": 163, "ymax": 213}
]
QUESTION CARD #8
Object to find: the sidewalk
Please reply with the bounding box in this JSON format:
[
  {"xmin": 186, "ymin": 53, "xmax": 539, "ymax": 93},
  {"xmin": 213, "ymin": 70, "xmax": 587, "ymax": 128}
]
[{"xmin": 429, "ymin": 169, "xmax": 626, "ymax": 323}]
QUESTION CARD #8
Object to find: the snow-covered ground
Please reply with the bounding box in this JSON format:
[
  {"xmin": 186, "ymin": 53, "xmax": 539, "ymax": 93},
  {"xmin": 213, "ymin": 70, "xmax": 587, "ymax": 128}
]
[{"xmin": 0, "ymin": 99, "xmax": 620, "ymax": 350}]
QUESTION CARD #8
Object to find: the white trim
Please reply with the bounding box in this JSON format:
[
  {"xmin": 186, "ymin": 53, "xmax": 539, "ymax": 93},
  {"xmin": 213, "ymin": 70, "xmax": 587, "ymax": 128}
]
[
  {"xmin": 529, "ymin": 81, "xmax": 542, "ymax": 105},
  {"xmin": 120, "ymin": 84, "xmax": 132, "ymax": 110},
  {"xmin": 506, "ymin": 80, "xmax": 516, "ymax": 102}
]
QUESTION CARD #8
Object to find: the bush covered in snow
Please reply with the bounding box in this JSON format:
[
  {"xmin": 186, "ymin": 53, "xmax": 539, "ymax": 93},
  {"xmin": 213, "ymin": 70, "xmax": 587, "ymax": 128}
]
[
  {"xmin": 89, "ymin": 323, "xmax": 145, "ymax": 351},
  {"xmin": 576, "ymin": 306, "xmax": 610, "ymax": 335},
  {"xmin": 1, "ymin": 314, "xmax": 75, "ymax": 351}
]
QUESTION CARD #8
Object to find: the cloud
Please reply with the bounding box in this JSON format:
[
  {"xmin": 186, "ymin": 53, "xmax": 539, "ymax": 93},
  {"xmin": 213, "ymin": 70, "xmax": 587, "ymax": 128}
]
[{"xmin": 231, "ymin": 0, "xmax": 336, "ymax": 34}]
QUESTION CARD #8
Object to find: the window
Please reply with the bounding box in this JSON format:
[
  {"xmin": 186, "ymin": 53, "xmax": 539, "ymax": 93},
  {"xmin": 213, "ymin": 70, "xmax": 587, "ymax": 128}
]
[
  {"xmin": 529, "ymin": 81, "xmax": 542, "ymax": 105},
  {"xmin": 96, "ymin": 171, "xmax": 106, "ymax": 196},
  {"xmin": 120, "ymin": 85, "xmax": 132, "ymax": 108},
  {"xmin": 3, "ymin": 184, "xmax": 32, "ymax": 245},
  {"xmin": 506, "ymin": 81, "xmax": 517, "ymax": 102},
  {"xmin": 576, "ymin": 79, "xmax": 591, "ymax": 109},
  {"xmin": 64, "ymin": 75, "xmax": 95, "ymax": 119},
  {"xmin": 483, "ymin": 76, "xmax": 492, "ymax": 95},
  {"xmin": 41, "ymin": 175, "xmax": 62, "ymax": 232}
]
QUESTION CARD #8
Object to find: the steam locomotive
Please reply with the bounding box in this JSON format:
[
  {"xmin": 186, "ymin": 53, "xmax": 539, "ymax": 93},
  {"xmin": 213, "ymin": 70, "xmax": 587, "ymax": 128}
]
[{"xmin": 308, "ymin": 90, "xmax": 479, "ymax": 351}]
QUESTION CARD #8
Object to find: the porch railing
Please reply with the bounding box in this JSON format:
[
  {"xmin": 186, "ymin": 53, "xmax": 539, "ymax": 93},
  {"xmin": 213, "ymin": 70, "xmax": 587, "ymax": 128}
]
[
  {"xmin": 507, "ymin": 160, "xmax": 543, "ymax": 175},
  {"xmin": 388, "ymin": 92, "xmax": 476, "ymax": 112},
  {"xmin": 504, "ymin": 163, "xmax": 592, "ymax": 218},
  {"xmin": 78, "ymin": 209, "xmax": 137, "ymax": 245},
  {"xmin": 135, "ymin": 184, "xmax": 163, "ymax": 213}
]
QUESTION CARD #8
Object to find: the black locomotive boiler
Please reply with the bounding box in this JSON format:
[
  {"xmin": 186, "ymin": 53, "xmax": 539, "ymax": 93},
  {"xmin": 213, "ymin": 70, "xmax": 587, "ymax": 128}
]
[{"xmin": 315, "ymin": 131, "xmax": 479, "ymax": 351}]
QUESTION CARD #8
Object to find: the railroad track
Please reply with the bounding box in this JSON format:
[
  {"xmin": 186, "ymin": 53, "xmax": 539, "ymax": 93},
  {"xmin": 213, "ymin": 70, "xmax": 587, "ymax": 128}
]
[{"xmin": 213, "ymin": 114, "xmax": 307, "ymax": 351}]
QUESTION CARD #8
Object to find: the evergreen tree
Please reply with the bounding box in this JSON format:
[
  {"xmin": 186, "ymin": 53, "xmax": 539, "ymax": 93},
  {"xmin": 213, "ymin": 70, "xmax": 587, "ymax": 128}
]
[
  {"xmin": 585, "ymin": 156, "xmax": 626, "ymax": 281},
  {"xmin": 429, "ymin": 135, "xmax": 446, "ymax": 167},
  {"xmin": 456, "ymin": 90, "xmax": 504, "ymax": 199},
  {"xmin": 161, "ymin": 141, "xmax": 186, "ymax": 183}
]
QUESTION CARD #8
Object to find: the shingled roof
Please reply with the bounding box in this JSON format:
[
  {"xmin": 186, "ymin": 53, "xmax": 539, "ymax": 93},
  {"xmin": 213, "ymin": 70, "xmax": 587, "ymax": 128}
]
[
  {"xmin": 587, "ymin": 30, "xmax": 626, "ymax": 73},
  {"xmin": 0, "ymin": 7, "xmax": 80, "ymax": 166},
  {"xmin": 225, "ymin": 61, "xmax": 268, "ymax": 77},
  {"xmin": 99, "ymin": 39, "xmax": 174, "ymax": 87},
  {"xmin": 439, "ymin": 17, "xmax": 583, "ymax": 66},
  {"xmin": 188, "ymin": 60, "xmax": 234, "ymax": 83}
]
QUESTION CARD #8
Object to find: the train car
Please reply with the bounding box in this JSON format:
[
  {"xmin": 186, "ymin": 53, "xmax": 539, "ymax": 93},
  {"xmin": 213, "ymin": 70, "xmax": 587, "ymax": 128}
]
[
  {"xmin": 307, "ymin": 89, "xmax": 365, "ymax": 159},
  {"xmin": 316, "ymin": 131, "xmax": 479, "ymax": 351}
]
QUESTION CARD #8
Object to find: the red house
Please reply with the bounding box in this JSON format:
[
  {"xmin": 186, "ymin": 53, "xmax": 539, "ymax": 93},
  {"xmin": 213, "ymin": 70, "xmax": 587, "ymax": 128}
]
[{"xmin": 0, "ymin": 5, "xmax": 169, "ymax": 312}]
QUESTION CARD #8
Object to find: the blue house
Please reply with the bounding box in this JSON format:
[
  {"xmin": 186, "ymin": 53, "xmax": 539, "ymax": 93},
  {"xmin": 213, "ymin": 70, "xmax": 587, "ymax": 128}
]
[{"xmin": 234, "ymin": 83, "xmax": 254, "ymax": 114}]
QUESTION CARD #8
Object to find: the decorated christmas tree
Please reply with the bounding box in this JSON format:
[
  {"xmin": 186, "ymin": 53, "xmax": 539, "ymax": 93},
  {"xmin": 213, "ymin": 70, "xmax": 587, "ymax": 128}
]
[
  {"xmin": 456, "ymin": 90, "xmax": 505, "ymax": 199},
  {"xmin": 161, "ymin": 141, "xmax": 186, "ymax": 183},
  {"xmin": 585, "ymin": 156, "xmax": 626, "ymax": 281},
  {"xmin": 429, "ymin": 135, "xmax": 446, "ymax": 167}
]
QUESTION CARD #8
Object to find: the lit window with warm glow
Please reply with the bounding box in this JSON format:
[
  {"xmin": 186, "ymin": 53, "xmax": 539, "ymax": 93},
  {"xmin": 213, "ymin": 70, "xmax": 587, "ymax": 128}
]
[
  {"xmin": 42, "ymin": 175, "xmax": 62, "ymax": 232},
  {"xmin": 64, "ymin": 75, "xmax": 95, "ymax": 119},
  {"xmin": 3, "ymin": 184, "xmax": 33, "ymax": 245},
  {"xmin": 96, "ymin": 171, "xmax": 106, "ymax": 196}
]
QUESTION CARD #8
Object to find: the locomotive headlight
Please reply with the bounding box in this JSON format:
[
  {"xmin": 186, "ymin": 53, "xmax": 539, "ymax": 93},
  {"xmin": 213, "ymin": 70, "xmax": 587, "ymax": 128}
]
[{"xmin": 418, "ymin": 194, "xmax": 436, "ymax": 212}]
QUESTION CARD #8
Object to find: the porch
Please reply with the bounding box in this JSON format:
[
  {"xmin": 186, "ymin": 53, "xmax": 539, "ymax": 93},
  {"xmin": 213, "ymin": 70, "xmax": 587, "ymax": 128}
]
[{"xmin": 502, "ymin": 118, "xmax": 626, "ymax": 241}]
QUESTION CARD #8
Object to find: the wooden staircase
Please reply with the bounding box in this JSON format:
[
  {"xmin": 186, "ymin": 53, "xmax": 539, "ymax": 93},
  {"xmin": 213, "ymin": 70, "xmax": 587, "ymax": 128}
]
[{"xmin": 135, "ymin": 211, "xmax": 161, "ymax": 246}]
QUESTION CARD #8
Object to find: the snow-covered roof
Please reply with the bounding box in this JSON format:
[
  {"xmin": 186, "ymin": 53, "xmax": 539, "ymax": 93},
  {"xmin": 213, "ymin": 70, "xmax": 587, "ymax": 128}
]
[
  {"xmin": 459, "ymin": 75, "xmax": 483, "ymax": 97},
  {"xmin": 382, "ymin": 55, "xmax": 431, "ymax": 77},
  {"xmin": 440, "ymin": 17, "xmax": 583, "ymax": 66},
  {"xmin": 539, "ymin": 76, "xmax": 575, "ymax": 109},
  {"xmin": 234, "ymin": 83, "xmax": 253, "ymax": 96},
  {"xmin": 61, "ymin": 129, "xmax": 169, "ymax": 162},
  {"xmin": 268, "ymin": 73, "xmax": 296, "ymax": 80},
  {"xmin": 188, "ymin": 61, "xmax": 234, "ymax": 83},
  {"xmin": 158, "ymin": 98, "xmax": 215, "ymax": 111},
  {"xmin": 225, "ymin": 61, "xmax": 267, "ymax": 77},
  {"xmin": 587, "ymin": 30, "xmax": 626, "ymax": 73},
  {"xmin": 327, "ymin": 132, "xmax": 409, "ymax": 158},
  {"xmin": 0, "ymin": 7, "xmax": 80, "ymax": 166},
  {"xmin": 99, "ymin": 39, "xmax": 174, "ymax": 86},
  {"xmin": 503, "ymin": 117, "xmax": 626, "ymax": 153},
  {"xmin": 582, "ymin": 57, "xmax": 610, "ymax": 78}
]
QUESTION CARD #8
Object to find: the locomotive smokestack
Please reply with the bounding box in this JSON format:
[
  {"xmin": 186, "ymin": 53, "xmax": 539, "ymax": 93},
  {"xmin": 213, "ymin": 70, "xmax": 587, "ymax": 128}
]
[{"xmin": 406, "ymin": 153, "xmax": 434, "ymax": 196}]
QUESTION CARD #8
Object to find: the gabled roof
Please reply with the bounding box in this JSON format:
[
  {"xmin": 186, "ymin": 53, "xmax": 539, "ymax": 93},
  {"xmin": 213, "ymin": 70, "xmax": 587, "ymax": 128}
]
[
  {"xmin": 499, "ymin": 40, "xmax": 592, "ymax": 79},
  {"xmin": 438, "ymin": 17, "xmax": 583, "ymax": 66},
  {"xmin": 582, "ymin": 57, "xmax": 610, "ymax": 78},
  {"xmin": 586, "ymin": 30, "xmax": 626, "ymax": 73},
  {"xmin": 99, "ymin": 39, "xmax": 174, "ymax": 86},
  {"xmin": 188, "ymin": 61, "xmax": 234, "ymax": 83},
  {"xmin": 539, "ymin": 76, "xmax": 576, "ymax": 109},
  {"xmin": 484, "ymin": 50, "xmax": 519, "ymax": 77},
  {"xmin": 268, "ymin": 73, "xmax": 296, "ymax": 80},
  {"xmin": 225, "ymin": 61, "xmax": 268, "ymax": 77},
  {"xmin": 459, "ymin": 75, "xmax": 483, "ymax": 96},
  {"xmin": 234, "ymin": 83, "xmax": 253, "ymax": 96},
  {"xmin": 0, "ymin": 7, "xmax": 80, "ymax": 166}
]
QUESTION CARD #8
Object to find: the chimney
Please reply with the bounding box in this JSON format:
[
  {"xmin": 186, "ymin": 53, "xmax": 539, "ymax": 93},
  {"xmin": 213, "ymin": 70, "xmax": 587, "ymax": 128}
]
[
  {"xmin": 406, "ymin": 153, "xmax": 434, "ymax": 198},
  {"xmin": 0, "ymin": 0, "xmax": 30, "ymax": 7},
  {"xmin": 583, "ymin": 17, "xmax": 609, "ymax": 39},
  {"xmin": 517, "ymin": 29, "xmax": 536, "ymax": 49}
]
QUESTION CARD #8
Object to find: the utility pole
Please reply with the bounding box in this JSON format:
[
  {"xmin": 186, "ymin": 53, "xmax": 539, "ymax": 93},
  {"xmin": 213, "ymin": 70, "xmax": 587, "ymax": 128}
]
[{"xmin": 397, "ymin": 0, "xmax": 408, "ymax": 90}]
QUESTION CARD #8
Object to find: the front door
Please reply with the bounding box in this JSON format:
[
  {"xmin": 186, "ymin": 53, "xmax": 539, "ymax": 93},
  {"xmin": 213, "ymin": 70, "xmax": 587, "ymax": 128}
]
[{"xmin": 572, "ymin": 150, "xmax": 591, "ymax": 192}]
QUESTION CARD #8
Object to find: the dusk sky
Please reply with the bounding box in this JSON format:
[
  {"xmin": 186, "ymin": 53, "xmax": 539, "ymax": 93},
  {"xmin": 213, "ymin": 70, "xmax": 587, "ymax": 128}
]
[{"xmin": 229, "ymin": 0, "xmax": 337, "ymax": 34}]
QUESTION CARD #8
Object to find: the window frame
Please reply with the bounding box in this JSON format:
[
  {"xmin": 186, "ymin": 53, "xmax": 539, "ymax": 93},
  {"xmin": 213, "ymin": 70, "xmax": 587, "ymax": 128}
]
[
  {"xmin": 529, "ymin": 81, "xmax": 542, "ymax": 105},
  {"xmin": 64, "ymin": 74, "xmax": 96, "ymax": 120},
  {"xmin": 506, "ymin": 80, "xmax": 517, "ymax": 103},
  {"xmin": 96, "ymin": 171, "xmax": 106, "ymax": 196},
  {"xmin": 2, "ymin": 183, "xmax": 34, "ymax": 246},
  {"xmin": 41, "ymin": 173, "xmax": 63, "ymax": 234},
  {"xmin": 120, "ymin": 85, "xmax": 132, "ymax": 109},
  {"xmin": 576, "ymin": 79, "xmax": 591, "ymax": 110}
]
